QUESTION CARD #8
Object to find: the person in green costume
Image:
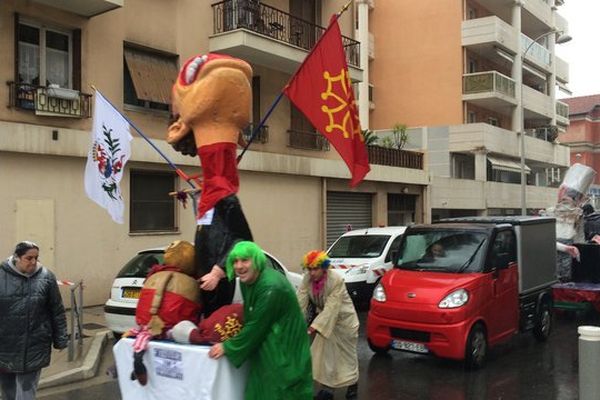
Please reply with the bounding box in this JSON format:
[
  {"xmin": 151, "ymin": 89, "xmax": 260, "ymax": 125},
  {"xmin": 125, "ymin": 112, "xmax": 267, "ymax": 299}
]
[{"xmin": 208, "ymin": 241, "xmax": 313, "ymax": 400}]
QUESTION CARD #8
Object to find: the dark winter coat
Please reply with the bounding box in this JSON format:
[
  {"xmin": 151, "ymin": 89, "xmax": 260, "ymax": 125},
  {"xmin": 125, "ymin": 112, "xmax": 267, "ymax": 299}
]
[{"xmin": 0, "ymin": 259, "xmax": 68, "ymax": 373}]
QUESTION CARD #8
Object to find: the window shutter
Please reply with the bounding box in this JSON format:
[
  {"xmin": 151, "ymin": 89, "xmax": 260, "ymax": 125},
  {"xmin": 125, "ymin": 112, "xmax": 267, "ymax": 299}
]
[{"xmin": 72, "ymin": 28, "xmax": 81, "ymax": 90}]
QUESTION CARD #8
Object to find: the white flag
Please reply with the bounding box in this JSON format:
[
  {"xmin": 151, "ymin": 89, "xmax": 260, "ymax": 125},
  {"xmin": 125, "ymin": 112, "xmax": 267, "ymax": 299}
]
[{"xmin": 84, "ymin": 91, "xmax": 132, "ymax": 224}]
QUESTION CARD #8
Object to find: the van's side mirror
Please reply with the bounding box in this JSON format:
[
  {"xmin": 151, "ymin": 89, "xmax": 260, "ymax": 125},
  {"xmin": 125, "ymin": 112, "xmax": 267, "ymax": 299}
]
[{"xmin": 390, "ymin": 250, "xmax": 398, "ymax": 264}]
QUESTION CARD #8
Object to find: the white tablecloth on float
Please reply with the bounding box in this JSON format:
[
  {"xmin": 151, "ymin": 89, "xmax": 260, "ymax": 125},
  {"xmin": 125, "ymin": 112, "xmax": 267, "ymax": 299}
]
[{"xmin": 114, "ymin": 338, "xmax": 247, "ymax": 400}]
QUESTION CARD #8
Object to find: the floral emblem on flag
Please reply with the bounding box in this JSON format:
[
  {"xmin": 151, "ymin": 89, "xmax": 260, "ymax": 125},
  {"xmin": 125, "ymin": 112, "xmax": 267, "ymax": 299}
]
[
  {"xmin": 92, "ymin": 123, "xmax": 126, "ymax": 200},
  {"xmin": 321, "ymin": 69, "xmax": 363, "ymax": 141}
]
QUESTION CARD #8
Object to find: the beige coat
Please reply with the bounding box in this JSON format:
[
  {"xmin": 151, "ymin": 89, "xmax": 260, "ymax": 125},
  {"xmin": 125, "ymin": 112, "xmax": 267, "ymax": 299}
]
[{"xmin": 297, "ymin": 270, "xmax": 359, "ymax": 388}]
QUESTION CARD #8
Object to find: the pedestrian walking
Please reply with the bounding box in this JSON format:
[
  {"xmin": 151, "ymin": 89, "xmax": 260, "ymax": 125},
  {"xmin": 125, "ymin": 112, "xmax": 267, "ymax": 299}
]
[
  {"xmin": 0, "ymin": 241, "xmax": 68, "ymax": 400},
  {"xmin": 297, "ymin": 250, "xmax": 359, "ymax": 400}
]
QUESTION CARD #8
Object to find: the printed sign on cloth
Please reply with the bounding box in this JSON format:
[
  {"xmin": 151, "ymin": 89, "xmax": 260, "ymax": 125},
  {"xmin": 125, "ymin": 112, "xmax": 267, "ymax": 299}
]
[
  {"xmin": 84, "ymin": 91, "xmax": 132, "ymax": 223},
  {"xmin": 283, "ymin": 15, "xmax": 370, "ymax": 187}
]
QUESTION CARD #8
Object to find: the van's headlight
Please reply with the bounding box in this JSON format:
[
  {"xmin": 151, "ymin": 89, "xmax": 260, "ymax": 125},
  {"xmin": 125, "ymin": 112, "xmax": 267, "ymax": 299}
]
[
  {"xmin": 372, "ymin": 283, "xmax": 387, "ymax": 302},
  {"xmin": 438, "ymin": 289, "xmax": 469, "ymax": 308}
]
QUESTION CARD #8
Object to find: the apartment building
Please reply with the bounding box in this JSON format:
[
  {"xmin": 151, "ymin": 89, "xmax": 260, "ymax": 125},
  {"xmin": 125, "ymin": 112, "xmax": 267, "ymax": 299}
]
[
  {"xmin": 0, "ymin": 0, "xmax": 428, "ymax": 305},
  {"xmin": 366, "ymin": 0, "xmax": 571, "ymax": 219},
  {"xmin": 560, "ymin": 94, "xmax": 600, "ymax": 208}
]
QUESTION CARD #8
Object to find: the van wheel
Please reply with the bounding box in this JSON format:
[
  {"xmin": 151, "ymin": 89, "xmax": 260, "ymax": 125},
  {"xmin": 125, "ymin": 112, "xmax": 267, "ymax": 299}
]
[
  {"xmin": 368, "ymin": 339, "xmax": 390, "ymax": 355},
  {"xmin": 465, "ymin": 323, "xmax": 487, "ymax": 369},
  {"xmin": 533, "ymin": 299, "xmax": 552, "ymax": 342}
]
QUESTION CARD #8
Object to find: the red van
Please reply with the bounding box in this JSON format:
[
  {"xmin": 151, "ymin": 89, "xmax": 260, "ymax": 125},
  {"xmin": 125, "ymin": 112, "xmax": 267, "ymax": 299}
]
[{"xmin": 366, "ymin": 216, "xmax": 557, "ymax": 368}]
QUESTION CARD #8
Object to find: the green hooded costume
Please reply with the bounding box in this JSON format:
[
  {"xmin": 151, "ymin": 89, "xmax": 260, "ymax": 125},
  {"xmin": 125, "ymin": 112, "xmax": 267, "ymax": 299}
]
[{"xmin": 223, "ymin": 241, "xmax": 312, "ymax": 400}]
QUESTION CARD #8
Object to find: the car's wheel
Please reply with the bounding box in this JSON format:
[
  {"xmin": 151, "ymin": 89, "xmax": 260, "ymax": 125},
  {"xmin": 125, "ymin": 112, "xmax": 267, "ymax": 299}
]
[
  {"xmin": 464, "ymin": 323, "xmax": 487, "ymax": 370},
  {"xmin": 533, "ymin": 299, "xmax": 552, "ymax": 342},
  {"xmin": 368, "ymin": 339, "xmax": 390, "ymax": 355}
]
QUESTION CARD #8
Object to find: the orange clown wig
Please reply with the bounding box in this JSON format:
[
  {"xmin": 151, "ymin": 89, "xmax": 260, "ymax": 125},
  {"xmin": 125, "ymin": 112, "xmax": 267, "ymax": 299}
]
[{"xmin": 301, "ymin": 250, "xmax": 331, "ymax": 270}]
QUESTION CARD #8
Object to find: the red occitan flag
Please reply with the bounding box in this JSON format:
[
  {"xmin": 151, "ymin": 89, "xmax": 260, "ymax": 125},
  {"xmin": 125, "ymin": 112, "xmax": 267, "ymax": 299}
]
[{"xmin": 283, "ymin": 15, "xmax": 370, "ymax": 187}]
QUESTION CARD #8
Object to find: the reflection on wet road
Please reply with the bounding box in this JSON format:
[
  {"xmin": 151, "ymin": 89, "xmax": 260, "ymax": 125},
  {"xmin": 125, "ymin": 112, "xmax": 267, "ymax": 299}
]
[
  {"xmin": 353, "ymin": 310, "xmax": 583, "ymax": 400},
  {"xmin": 40, "ymin": 311, "xmax": 592, "ymax": 400}
]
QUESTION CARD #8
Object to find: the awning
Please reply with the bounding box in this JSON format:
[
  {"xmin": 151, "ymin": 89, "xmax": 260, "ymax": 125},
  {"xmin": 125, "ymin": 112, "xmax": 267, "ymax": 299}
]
[
  {"xmin": 523, "ymin": 63, "xmax": 546, "ymax": 81},
  {"xmin": 557, "ymin": 81, "xmax": 573, "ymax": 96},
  {"xmin": 124, "ymin": 48, "xmax": 178, "ymax": 104},
  {"xmin": 495, "ymin": 48, "xmax": 514, "ymax": 63},
  {"xmin": 487, "ymin": 155, "xmax": 531, "ymax": 174}
]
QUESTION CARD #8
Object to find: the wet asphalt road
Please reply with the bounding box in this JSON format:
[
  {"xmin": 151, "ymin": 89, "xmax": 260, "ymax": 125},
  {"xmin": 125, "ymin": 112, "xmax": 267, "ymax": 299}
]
[{"xmin": 39, "ymin": 310, "xmax": 593, "ymax": 400}]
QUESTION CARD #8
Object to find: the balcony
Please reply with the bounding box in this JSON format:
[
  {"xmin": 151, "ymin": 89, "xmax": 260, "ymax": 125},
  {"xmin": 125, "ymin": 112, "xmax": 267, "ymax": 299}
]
[
  {"xmin": 30, "ymin": 0, "xmax": 122, "ymax": 17},
  {"xmin": 287, "ymin": 130, "xmax": 330, "ymax": 151},
  {"xmin": 210, "ymin": 0, "xmax": 362, "ymax": 82},
  {"xmin": 521, "ymin": 34, "xmax": 551, "ymax": 71},
  {"xmin": 522, "ymin": 85, "xmax": 553, "ymax": 119},
  {"xmin": 556, "ymin": 100, "xmax": 569, "ymax": 126},
  {"xmin": 462, "ymin": 16, "xmax": 517, "ymax": 55},
  {"xmin": 555, "ymin": 56, "xmax": 569, "ymax": 83},
  {"xmin": 521, "ymin": 0, "xmax": 552, "ymax": 31},
  {"xmin": 463, "ymin": 71, "xmax": 517, "ymax": 113},
  {"xmin": 367, "ymin": 146, "xmax": 423, "ymax": 170},
  {"xmin": 524, "ymin": 125, "xmax": 558, "ymax": 142},
  {"xmin": 7, "ymin": 82, "xmax": 92, "ymax": 118},
  {"xmin": 448, "ymin": 123, "xmax": 570, "ymax": 167}
]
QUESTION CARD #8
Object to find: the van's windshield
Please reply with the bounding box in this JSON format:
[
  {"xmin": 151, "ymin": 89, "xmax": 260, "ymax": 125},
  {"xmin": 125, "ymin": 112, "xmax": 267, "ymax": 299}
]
[
  {"xmin": 328, "ymin": 235, "xmax": 391, "ymax": 258},
  {"xmin": 395, "ymin": 230, "xmax": 488, "ymax": 273}
]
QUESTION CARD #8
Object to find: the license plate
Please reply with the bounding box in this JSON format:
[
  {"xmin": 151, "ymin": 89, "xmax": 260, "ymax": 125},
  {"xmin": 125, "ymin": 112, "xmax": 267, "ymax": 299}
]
[
  {"xmin": 391, "ymin": 339, "xmax": 429, "ymax": 354},
  {"xmin": 122, "ymin": 287, "xmax": 141, "ymax": 299}
]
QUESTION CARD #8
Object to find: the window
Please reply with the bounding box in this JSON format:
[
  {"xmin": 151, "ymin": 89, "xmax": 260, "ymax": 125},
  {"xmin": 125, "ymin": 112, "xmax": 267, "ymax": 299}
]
[
  {"xmin": 452, "ymin": 154, "xmax": 475, "ymax": 179},
  {"xmin": 489, "ymin": 230, "xmax": 516, "ymax": 269},
  {"xmin": 467, "ymin": 111, "xmax": 477, "ymax": 123},
  {"xmin": 488, "ymin": 117, "xmax": 499, "ymax": 126},
  {"xmin": 123, "ymin": 45, "xmax": 178, "ymax": 111},
  {"xmin": 16, "ymin": 18, "xmax": 80, "ymax": 89},
  {"xmin": 130, "ymin": 171, "xmax": 177, "ymax": 232},
  {"xmin": 468, "ymin": 58, "xmax": 478, "ymax": 74},
  {"xmin": 289, "ymin": 105, "xmax": 328, "ymax": 150}
]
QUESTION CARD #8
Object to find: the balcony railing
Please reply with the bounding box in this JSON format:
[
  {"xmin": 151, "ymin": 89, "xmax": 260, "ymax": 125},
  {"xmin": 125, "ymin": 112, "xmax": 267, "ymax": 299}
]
[
  {"xmin": 524, "ymin": 125, "xmax": 558, "ymax": 142},
  {"xmin": 242, "ymin": 123, "xmax": 269, "ymax": 143},
  {"xmin": 521, "ymin": 33, "xmax": 551, "ymax": 68},
  {"xmin": 211, "ymin": 0, "xmax": 360, "ymax": 67},
  {"xmin": 556, "ymin": 101, "xmax": 569, "ymax": 119},
  {"xmin": 463, "ymin": 71, "xmax": 516, "ymax": 98},
  {"xmin": 287, "ymin": 129, "xmax": 330, "ymax": 151},
  {"xmin": 7, "ymin": 81, "xmax": 92, "ymax": 118},
  {"xmin": 367, "ymin": 146, "xmax": 423, "ymax": 170}
]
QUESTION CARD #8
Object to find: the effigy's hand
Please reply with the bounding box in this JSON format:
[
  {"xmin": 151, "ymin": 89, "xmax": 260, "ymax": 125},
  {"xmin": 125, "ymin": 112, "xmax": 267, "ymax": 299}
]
[
  {"xmin": 200, "ymin": 265, "xmax": 225, "ymax": 291},
  {"xmin": 208, "ymin": 343, "xmax": 224, "ymax": 359},
  {"xmin": 592, "ymin": 235, "xmax": 600, "ymax": 245},
  {"xmin": 564, "ymin": 245, "xmax": 580, "ymax": 261}
]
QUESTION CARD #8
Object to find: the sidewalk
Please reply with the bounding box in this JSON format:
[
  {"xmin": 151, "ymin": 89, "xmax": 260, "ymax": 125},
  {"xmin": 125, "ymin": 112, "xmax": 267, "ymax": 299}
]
[{"xmin": 39, "ymin": 306, "xmax": 111, "ymax": 389}]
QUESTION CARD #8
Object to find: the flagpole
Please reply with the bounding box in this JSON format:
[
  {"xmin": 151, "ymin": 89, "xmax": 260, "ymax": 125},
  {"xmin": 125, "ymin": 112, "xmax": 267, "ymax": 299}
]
[
  {"xmin": 238, "ymin": 1, "xmax": 354, "ymax": 163},
  {"xmin": 90, "ymin": 87, "xmax": 198, "ymax": 189}
]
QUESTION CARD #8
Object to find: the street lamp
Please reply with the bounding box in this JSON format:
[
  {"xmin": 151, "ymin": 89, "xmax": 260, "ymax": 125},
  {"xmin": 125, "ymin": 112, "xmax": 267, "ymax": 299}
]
[{"xmin": 520, "ymin": 30, "xmax": 572, "ymax": 215}]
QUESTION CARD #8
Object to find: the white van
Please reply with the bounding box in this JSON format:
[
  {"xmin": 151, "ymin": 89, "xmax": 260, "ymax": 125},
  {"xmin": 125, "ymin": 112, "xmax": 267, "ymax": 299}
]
[{"xmin": 327, "ymin": 226, "xmax": 407, "ymax": 305}]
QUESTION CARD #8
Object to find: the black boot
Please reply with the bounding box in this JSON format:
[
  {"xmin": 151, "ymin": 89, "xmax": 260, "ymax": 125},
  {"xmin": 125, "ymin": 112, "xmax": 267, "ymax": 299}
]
[
  {"xmin": 130, "ymin": 350, "xmax": 148, "ymax": 386},
  {"xmin": 346, "ymin": 383, "xmax": 358, "ymax": 399}
]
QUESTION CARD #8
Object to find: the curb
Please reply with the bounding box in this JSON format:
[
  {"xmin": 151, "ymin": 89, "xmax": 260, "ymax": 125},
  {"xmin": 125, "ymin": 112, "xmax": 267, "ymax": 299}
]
[{"xmin": 39, "ymin": 330, "xmax": 109, "ymax": 389}]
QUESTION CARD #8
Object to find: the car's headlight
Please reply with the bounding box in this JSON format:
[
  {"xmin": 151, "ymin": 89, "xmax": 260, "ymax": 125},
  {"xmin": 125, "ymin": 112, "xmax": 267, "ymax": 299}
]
[
  {"xmin": 372, "ymin": 283, "xmax": 387, "ymax": 302},
  {"xmin": 438, "ymin": 289, "xmax": 469, "ymax": 309}
]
